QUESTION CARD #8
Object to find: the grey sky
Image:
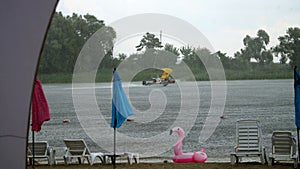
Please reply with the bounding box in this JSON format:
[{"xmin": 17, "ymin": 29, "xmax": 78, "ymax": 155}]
[{"xmin": 57, "ymin": 0, "xmax": 300, "ymax": 59}]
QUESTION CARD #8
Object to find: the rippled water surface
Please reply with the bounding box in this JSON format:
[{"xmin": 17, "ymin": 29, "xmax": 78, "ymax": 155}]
[{"xmin": 29, "ymin": 79, "xmax": 295, "ymax": 160}]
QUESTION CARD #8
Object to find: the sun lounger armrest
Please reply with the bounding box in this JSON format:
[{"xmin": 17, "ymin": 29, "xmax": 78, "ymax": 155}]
[
  {"xmin": 47, "ymin": 146, "xmax": 55, "ymax": 165},
  {"xmin": 233, "ymin": 146, "xmax": 238, "ymax": 153}
]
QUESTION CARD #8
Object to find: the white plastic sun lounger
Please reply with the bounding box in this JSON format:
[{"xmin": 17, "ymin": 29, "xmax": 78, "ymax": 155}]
[
  {"xmin": 102, "ymin": 152, "xmax": 139, "ymax": 164},
  {"xmin": 27, "ymin": 141, "xmax": 55, "ymax": 165},
  {"xmin": 63, "ymin": 139, "xmax": 104, "ymax": 165},
  {"xmin": 268, "ymin": 131, "xmax": 298, "ymax": 168},
  {"xmin": 230, "ymin": 120, "xmax": 266, "ymax": 164}
]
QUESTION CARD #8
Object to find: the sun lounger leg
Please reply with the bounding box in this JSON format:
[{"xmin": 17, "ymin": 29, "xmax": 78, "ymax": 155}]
[
  {"xmin": 85, "ymin": 156, "xmax": 90, "ymax": 165},
  {"xmin": 293, "ymin": 157, "xmax": 298, "ymax": 168},
  {"xmin": 90, "ymin": 153, "xmax": 103, "ymax": 165},
  {"xmin": 29, "ymin": 157, "xmax": 33, "ymax": 165},
  {"xmin": 134, "ymin": 153, "xmax": 139, "ymax": 164},
  {"xmin": 260, "ymin": 154, "xmax": 264, "ymax": 164},
  {"xmin": 230, "ymin": 154, "xmax": 236, "ymax": 164},
  {"xmin": 268, "ymin": 157, "xmax": 274, "ymax": 166},
  {"xmin": 63, "ymin": 156, "xmax": 72, "ymax": 165},
  {"xmin": 260, "ymin": 148, "xmax": 266, "ymax": 164},
  {"xmin": 90, "ymin": 155, "xmax": 95, "ymax": 165},
  {"xmin": 126, "ymin": 154, "xmax": 131, "ymax": 164},
  {"xmin": 125, "ymin": 153, "xmax": 139, "ymax": 164},
  {"xmin": 77, "ymin": 157, "xmax": 82, "ymax": 164},
  {"xmin": 49, "ymin": 148, "xmax": 55, "ymax": 165}
]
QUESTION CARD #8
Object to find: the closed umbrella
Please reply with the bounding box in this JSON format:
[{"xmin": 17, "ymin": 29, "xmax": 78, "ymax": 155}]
[
  {"xmin": 31, "ymin": 77, "xmax": 50, "ymax": 168},
  {"xmin": 32, "ymin": 77, "xmax": 50, "ymax": 131},
  {"xmin": 294, "ymin": 66, "xmax": 300, "ymax": 159},
  {"xmin": 111, "ymin": 69, "xmax": 133, "ymax": 165}
]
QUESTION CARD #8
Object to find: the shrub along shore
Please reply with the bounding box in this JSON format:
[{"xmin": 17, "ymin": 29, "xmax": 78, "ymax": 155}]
[{"xmin": 38, "ymin": 69, "xmax": 293, "ymax": 84}]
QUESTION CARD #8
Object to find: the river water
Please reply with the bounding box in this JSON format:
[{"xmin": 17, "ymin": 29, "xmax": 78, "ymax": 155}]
[{"xmin": 29, "ymin": 79, "xmax": 296, "ymax": 162}]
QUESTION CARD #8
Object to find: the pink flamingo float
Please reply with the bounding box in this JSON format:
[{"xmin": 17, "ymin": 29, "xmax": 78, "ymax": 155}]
[{"xmin": 170, "ymin": 127, "xmax": 207, "ymax": 163}]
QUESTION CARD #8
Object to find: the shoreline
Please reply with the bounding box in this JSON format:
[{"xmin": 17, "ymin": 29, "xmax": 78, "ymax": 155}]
[
  {"xmin": 27, "ymin": 161, "xmax": 296, "ymax": 169},
  {"xmin": 28, "ymin": 155, "xmax": 293, "ymax": 165},
  {"xmin": 27, "ymin": 148, "xmax": 296, "ymax": 169}
]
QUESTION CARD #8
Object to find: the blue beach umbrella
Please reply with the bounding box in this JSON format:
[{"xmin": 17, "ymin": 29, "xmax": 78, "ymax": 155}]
[
  {"xmin": 294, "ymin": 66, "xmax": 300, "ymax": 159},
  {"xmin": 295, "ymin": 66, "xmax": 300, "ymax": 129},
  {"xmin": 111, "ymin": 70, "xmax": 133, "ymax": 128},
  {"xmin": 111, "ymin": 69, "xmax": 133, "ymax": 164}
]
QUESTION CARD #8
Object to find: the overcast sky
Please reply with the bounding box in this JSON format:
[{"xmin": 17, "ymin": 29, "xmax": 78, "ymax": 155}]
[{"xmin": 57, "ymin": 0, "xmax": 300, "ymax": 59}]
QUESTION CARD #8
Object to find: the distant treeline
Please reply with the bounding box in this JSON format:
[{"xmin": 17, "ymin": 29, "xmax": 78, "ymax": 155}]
[{"xmin": 38, "ymin": 12, "xmax": 299, "ymax": 83}]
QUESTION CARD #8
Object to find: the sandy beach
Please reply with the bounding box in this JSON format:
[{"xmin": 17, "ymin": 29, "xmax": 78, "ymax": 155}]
[{"xmin": 27, "ymin": 162, "xmax": 296, "ymax": 169}]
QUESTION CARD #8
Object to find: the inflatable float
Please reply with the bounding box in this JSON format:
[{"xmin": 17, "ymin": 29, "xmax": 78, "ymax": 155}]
[
  {"xmin": 63, "ymin": 119, "xmax": 70, "ymax": 123},
  {"xmin": 170, "ymin": 127, "xmax": 207, "ymax": 163},
  {"xmin": 126, "ymin": 117, "xmax": 134, "ymax": 121}
]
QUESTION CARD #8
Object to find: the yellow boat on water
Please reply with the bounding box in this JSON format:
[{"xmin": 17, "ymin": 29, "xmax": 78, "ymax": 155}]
[{"xmin": 142, "ymin": 68, "xmax": 175, "ymax": 86}]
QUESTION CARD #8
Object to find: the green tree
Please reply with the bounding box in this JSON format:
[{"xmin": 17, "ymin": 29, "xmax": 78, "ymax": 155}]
[
  {"xmin": 118, "ymin": 53, "xmax": 127, "ymax": 60},
  {"xmin": 164, "ymin": 43, "xmax": 180, "ymax": 56},
  {"xmin": 40, "ymin": 12, "xmax": 75, "ymax": 74},
  {"xmin": 216, "ymin": 51, "xmax": 231, "ymax": 69},
  {"xmin": 255, "ymin": 30, "xmax": 272, "ymax": 63},
  {"xmin": 180, "ymin": 46, "xmax": 211, "ymax": 75},
  {"xmin": 136, "ymin": 32, "xmax": 163, "ymax": 51},
  {"xmin": 273, "ymin": 27, "xmax": 300, "ymax": 66},
  {"xmin": 39, "ymin": 12, "xmax": 114, "ymax": 74},
  {"xmin": 235, "ymin": 29, "xmax": 273, "ymax": 64},
  {"xmin": 180, "ymin": 45, "xmax": 195, "ymax": 64}
]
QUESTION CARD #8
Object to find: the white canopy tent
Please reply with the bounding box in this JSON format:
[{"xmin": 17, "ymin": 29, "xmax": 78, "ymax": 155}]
[{"xmin": 0, "ymin": 0, "xmax": 58, "ymax": 168}]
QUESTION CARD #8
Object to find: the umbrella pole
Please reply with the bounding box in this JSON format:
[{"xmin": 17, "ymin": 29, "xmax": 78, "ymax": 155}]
[
  {"xmin": 297, "ymin": 127, "xmax": 300, "ymax": 162},
  {"xmin": 113, "ymin": 127, "xmax": 116, "ymax": 167},
  {"xmin": 32, "ymin": 130, "xmax": 35, "ymax": 169},
  {"xmin": 113, "ymin": 95, "xmax": 117, "ymax": 167}
]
